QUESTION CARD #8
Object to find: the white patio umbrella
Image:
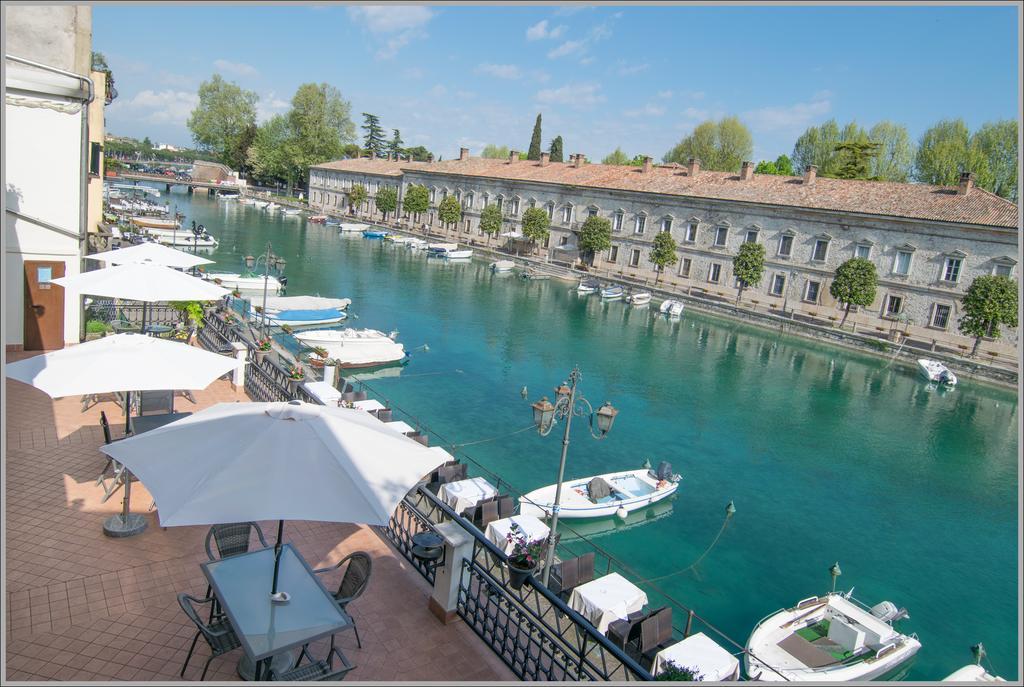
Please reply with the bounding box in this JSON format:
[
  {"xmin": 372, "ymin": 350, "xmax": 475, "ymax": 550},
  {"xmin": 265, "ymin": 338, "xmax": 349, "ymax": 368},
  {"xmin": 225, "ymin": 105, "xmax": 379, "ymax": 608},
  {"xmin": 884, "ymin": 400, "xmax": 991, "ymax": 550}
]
[
  {"xmin": 85, "ymin": 242, "xmax": 215, "ymax": 269},
  {"xmin": 99, "ymin": 400, "xmax": 447, "ymax": 599}
]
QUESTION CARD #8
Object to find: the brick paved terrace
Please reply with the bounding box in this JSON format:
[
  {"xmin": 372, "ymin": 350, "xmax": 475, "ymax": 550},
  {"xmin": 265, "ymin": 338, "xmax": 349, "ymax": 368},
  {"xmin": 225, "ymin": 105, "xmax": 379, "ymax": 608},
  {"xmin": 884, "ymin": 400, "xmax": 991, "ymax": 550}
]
[{"xmin": 4, "ymin": 352, "xmax": 514, "ymax": 682}]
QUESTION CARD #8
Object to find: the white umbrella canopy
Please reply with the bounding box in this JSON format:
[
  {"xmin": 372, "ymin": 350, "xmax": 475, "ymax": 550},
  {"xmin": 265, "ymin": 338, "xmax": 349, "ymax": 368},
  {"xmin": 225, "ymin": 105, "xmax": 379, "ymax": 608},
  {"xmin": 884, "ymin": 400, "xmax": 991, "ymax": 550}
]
[
  {"xmin": 51, "ymin": 262, "xmax": 229, "ymax": 302},
  {"xmin": 85, "ymin": 243, "xmax": 214, "ymax": 269},
  {"xmin": 4, "ymin": 333, "xmax": 241, "ymax": 397},
  {"xmin": 99, "ymin": 400, "xmax": 447, "ymax": 527}
]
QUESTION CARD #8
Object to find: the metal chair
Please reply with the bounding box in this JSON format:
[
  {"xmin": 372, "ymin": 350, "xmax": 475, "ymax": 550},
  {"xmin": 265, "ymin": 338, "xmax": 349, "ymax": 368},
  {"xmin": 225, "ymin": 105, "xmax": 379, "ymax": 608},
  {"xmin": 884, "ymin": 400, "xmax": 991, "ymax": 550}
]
[
  {"xmin": 496, "ymin": 495, "xmax": 516, "ymax": 519},
  {"xmin": 177, "ymin": 593, "xmax": 242, "ymax": 680},
  {"xmin": 96, "ymin": 411, "xmax": 127, "ymax": 502},
  {"xmin": 313, "ymin": 552, "xmax": 372, "ymax": 648},
  {"xmin": 204, "ymin": 523, "xmax": 269, "ymax": 617},
  {"xmin": 138, "ymin": 389, "xmax": 174, "ymax": 416},
  {"xmin": 607, "ymin": 610, "xmax": 647, "ymax": 650},
  {"xmin": 268, "ymin": 639, "xmax": 356, "ymax": 681},
  {"xmin": 637, "ymin": 606, "xmax": 674, "ymax": 668},
  {"xmin": 479, "ymin": 501, "xmax": 500, "ymax": 529}
]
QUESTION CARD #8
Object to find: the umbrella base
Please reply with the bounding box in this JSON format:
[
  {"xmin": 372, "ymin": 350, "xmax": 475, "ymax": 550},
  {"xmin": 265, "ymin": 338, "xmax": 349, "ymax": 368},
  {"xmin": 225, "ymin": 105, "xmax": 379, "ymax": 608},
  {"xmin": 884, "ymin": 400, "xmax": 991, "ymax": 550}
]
[
  {"xmin": 102, "ymin": 513, "xmax": 147, "ymax": 537},
  {"xmin": 238, "ymin": 650, "xmax": 296, "ymax": 680}
]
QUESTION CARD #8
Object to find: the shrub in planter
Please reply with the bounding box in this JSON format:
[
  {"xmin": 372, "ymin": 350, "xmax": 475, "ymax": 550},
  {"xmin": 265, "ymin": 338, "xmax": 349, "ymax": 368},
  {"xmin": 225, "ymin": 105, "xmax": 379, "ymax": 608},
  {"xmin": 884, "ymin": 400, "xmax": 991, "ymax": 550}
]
[
  {"xmin": 505, "ymin": 522, "xmax": 545, "ymax": 590},
  {"xmin": 654, "ymin": 661, "xmax": 704, "ymax": 681}
]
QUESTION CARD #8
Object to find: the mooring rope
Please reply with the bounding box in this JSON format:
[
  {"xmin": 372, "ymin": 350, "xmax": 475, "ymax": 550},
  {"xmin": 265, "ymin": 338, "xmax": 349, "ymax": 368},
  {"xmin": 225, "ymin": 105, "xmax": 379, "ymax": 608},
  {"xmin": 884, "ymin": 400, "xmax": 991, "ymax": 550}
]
[
  {"xmin": 634, "ymin": 505, "xmax": 735, "ymax": 584},
  {"xmin": 449, "ymin": 422, "xmax": 538, "ymax": 449}
]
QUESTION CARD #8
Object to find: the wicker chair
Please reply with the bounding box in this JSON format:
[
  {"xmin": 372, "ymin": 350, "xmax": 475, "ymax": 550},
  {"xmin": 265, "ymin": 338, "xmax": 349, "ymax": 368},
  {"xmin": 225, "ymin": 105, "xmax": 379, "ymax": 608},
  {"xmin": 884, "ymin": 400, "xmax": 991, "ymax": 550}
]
[
  {"xmin": 549, "ymin": 552, "xmax": 596, "ymax": 601},
  {"xmin": 313, "ymin": 552, "xmax": 372, "ymax": 648},
  {"xmin": 479, "ymin": 501, "xmax": 500, "ymax": 530},
  {"xmin": 96, "ymin": 411, "xmax": 128, "ymax": 502},
  {"xmin": 268, "ymin": 639, "xmax": 355, "ymax": 681},
  {"xmin": 496, "ymin": 495, "xmax": 516, "ymax": 519},
  {"xmin": 635, "ymin": 606, "xmax": 674, "ymax": 668},
  {"xmin": 178, "ymin": 593, "xmax": 242, "ymax": 680},
  {"xmin": 607, "ymin": 610, "xmax": 647, "ymax": 650}
]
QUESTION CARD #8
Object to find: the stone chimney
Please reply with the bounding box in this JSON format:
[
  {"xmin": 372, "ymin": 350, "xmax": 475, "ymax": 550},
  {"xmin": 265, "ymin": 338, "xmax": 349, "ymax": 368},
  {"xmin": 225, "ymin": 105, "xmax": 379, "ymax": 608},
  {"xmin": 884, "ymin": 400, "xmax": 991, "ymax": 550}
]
[
  {"xmin": 958, "ymin": 171, "xmax": 974, "ymax": 196},
  {"xmin": 540, "ymin": 152, "xmax": 550, "ymax": 167},
  {"xmin": 740, "ymin": 160, "xmax": 755, "ymax": 181},
  {"xmin": 508, "ymin": 150, "xmax": 518, "ymax": 163},
  {"xmin": 803, "ymin": 165, "xmax": 817, "ymax": 186},
  {"xmin": 573, "ymin": 153, "xmax": 584, "ymax": 168},
  {"xmin": 459, "ymin": 147, "xmax": 470, "ymax": 161},
  {"xmin": 642, "ymin": 156, "xmax": 653, "ymax": 173},
  {"xmin": 686, "ymin": 158, "xmax": 701, "ymax": 177}
]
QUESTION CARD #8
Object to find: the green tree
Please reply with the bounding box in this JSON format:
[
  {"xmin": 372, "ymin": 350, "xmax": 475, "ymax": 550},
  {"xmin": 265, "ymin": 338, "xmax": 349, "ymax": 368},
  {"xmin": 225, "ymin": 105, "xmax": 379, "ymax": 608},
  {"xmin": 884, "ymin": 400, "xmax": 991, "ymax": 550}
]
[
  {"xmin": 830, "ymin": 258, "xmax": 878, "ymax": 327},
  {"xmin": 868, "ymin": 121, "xmax": 914, "ymax": 182},
  {"xmin": 971, "ymin": 120, "xmax": 1018, "ymax": 202},
  {"xmin": 403, "ymin": 183, "xmax": 430, "ymax": 219},
  {"xmin": 663, "ymin": 116, "xmax": 753, "ymax": 172},
  {"xmin": 90, "ymin": 51, "xmax": 116, "ymax": 105},
  {"xmin": 247, "ymin": 114, "xmax": 300, "ymax": 192},
  {"xmin": 187, "ymin": 74, "xmax": 258, "ymax": 170},
  {"xmin": 437, "ymin": 194, "xmax": 462, "ymax": 229},
  {"xmin": 549, "ymin": 135, "xmax": 564, "ymax": 163},
  {"xmin": 958, "ymin": 275, "xmax": 1019, "ymax": 356},
  {"xmin": 403, "ymin": 145, "xmax": 432, "ymax": 162},
  {"xmin": 754, "ymin": 154, "xmax": 795, "ymax": 176},
  {"xmin": 361, "ymin": 112, "xmax": 386, "ymax": 156},
  {"xmin": 341, "ymin": 143, "xmax": 362, "ymax": 159},
  {"xmin": 628, "ymin": 154, "xmax": 647, "ymax": 166},
  {"xmin": 601, "ymin": 148, "xmax": 631, "ymax": 165},
  {"xmin": 527, "ymin": 113, "xmax": 543, "ymax": 161},
  {"xmin": 479, "ymin": 203, "xmax": 503, "ymax": 242},
  {"xmin": 650, "ymin": 231, "xmax": 678, "ymax": 283},
  {"xmin": 287, "ymin": 83, "xmax": 356, "ymax": 186},
  {"xmin": 914, "ymin": 118, "xmax": 991, "ymax": 188},
  {"xmin": 521, "ymin": 206, "xmax": 550, "ymax": 245},
  {"xmin": 375, "ymin": 186, "xmax": 398, "ymax": 220},
  {"xmin": 833, "ymin": 140, "xmax": 882, "ymax": 180},
  {"xmin": 791, "ymin": 119, "xmax": 841, "ymax": 175},
  {"xmin": 481, "ymin": 144, "xmax": 510, "ymax": 159},
  {"xmin": 387, "ymin": 129, "xmax": 404, "ymax": 158},
  {"xmin": 577, "ymin": 216, "xmax": 612, "ymax": 266},
  {"xmin": 348, "ymin": 183, "xmax": 367, "ymax": 213},
  {"xmin": 732, "ymin": 242, "xmax": 765, "ymax": 303}
]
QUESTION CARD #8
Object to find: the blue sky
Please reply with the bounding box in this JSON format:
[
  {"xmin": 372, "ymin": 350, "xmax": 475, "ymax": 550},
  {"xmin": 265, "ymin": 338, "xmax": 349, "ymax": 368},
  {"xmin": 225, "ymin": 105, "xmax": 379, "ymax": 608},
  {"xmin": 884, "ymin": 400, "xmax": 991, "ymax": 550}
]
[{"xmin": 95, "ymin": 4, "xmax": 1019, "ymax": 163}]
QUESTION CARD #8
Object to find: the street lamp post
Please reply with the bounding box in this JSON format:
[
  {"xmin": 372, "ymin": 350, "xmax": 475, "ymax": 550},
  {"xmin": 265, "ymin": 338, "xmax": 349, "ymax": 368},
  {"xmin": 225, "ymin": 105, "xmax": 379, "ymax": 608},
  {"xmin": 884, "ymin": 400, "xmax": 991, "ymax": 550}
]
[
  {"xmin": 245, "ymin": 242, "xmax": 277, "ymax": 337},
  {"xmin": 530, "ymin": 366, "xmax": 618, "ymax": 587}
]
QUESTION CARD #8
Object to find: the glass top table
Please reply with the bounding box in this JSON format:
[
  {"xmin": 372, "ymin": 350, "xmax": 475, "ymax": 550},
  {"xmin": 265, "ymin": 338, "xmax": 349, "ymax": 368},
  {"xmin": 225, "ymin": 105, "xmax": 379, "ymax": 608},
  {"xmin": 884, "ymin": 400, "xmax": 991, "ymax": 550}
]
[
  {"xmin": 129, "ymin": 411, "xmax": 192, "ymax": 435},
  {"xmin": 201, "ymin": 543, "xmax": 352, "ymax": 665}
]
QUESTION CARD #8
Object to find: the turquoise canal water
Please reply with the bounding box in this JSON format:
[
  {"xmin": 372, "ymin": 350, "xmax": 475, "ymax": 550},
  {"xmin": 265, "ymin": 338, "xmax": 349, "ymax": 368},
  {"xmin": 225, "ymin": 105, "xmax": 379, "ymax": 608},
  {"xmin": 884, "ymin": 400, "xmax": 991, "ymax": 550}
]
[{"xmin": 163, "ymin": 187, "xmax": 1018, "ymax": 680}]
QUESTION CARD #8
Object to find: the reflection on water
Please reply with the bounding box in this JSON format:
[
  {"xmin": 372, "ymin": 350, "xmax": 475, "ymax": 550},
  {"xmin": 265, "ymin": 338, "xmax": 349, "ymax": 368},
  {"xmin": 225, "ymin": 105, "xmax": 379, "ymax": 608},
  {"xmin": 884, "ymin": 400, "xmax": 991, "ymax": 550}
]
[{"xmin": 557, "ymin": 497, "xmax": 676, "ymax": 542}]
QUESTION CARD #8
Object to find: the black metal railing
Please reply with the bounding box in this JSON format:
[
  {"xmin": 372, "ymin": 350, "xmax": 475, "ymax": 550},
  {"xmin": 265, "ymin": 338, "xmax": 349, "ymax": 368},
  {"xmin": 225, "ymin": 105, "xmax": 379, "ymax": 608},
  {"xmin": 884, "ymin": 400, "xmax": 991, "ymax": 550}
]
[{"xmin": 87, "ymin": 300, "xmax": 181, "ymax": 328}]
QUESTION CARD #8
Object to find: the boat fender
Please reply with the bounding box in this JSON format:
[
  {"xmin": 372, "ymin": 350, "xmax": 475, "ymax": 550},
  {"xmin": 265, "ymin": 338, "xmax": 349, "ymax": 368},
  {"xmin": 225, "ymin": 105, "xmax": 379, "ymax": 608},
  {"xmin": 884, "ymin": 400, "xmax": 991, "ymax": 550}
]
[
  {"xmin": 656, "ymin": 479, "xmax": 669, "ymax": 489},
  {"xmin": 615, "ymin": 507, "xmax": 628, "ymax": 520}
]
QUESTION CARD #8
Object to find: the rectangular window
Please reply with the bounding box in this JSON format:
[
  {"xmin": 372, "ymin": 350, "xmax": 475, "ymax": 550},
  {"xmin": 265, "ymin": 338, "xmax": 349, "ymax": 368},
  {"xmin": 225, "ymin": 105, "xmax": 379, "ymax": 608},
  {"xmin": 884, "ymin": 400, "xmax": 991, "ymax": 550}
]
[
  {"xmin": 543, "ymin": 234, "xmax": 550, "ymax": 248},
  {"xmin": 744, "ymin": 229, "xmax": 758, "ymax": 244},
  {"xmin": 629, "ymin": 249, "xmax": 641, "ymax": 267},
  {"xmin": 994, "ymin": 263, "xmax": 1013, "ymax": 277},
  {"xmin": 496, "ymin": 197, "xmax": 503, "ymax": 212},
  {"xmin": 562, "ymin": 205, "xmax": 573, "ymax": 224},
  {"xmin": 684, "ymin": 222, "xmax": 698, "ymax": 243},
  {"xmin": 708, "ymin": 263, "xmax": 721, "ymax": 283},
  {"xmin": 893, "ymin": 250, "xmax": 912, "ymax": 276},
  {"xmin": 89, "ymin": 142, "xmax": 102, "ymax": 176},
  {"xmin": 679, "ymin": 257, "xmax": 692, "ymax": 278},
  {"xmin": 812, "ymin": 239, "xmax": 829, "ymax": 262},
  {"xmin": 804, "ymin": 280, "xmax": 821, "ymax": 303},
  {"xmin": 613, "ymin": 213, "xmax": 624, "ymax": 232},
  {"xmin": 547, "ymin": 204, "xmax": 555, "ymax": 220},
  {"xmin": 511, "ymin": 198, "xmax": 520, "ymax": 215},
  {"xmin": 430, "ymin": 189, "xmax": 436, "ymax": 203},
  {"xmin": 608, "ymin": 246, "xmax": 619, "ymax": 263},
  {"xmin": 885, "ymin": 294, "xmax": 903, "ymax": 317},
  {"xmin": 943, "ymin": 257, "xmax": 962, "ymax": 283},
  {"xmin": 588, "ymin": 207, "xmax": 598, "ymax": 218},
  {"xmin": 931, "ymin": 304, "xmax": 951, "ymax": 329},
  {"xmin": 778, "ymin": 234, "xmax": 793, "ymax": 257},
  {"xmin": 662, "ymin": 218, "xmax": 672, "ymax": 233},
  {"xmin": 855, "ymin": 244, "xmax": 871, "ymax": 259},
  {"xmin": 635, "ymin": 216, "xmax": 646, "ymax": 235},
  {"xmin": 770, "ymin": 274, "xmax": 786, "ymax": 296},
  {"xmin": 714, "ymin": 227, "xmax": 728, "ymax": 247},
  {"xmin": 559, "ymin": 235, "xmax": 569, "ymax": 246}
]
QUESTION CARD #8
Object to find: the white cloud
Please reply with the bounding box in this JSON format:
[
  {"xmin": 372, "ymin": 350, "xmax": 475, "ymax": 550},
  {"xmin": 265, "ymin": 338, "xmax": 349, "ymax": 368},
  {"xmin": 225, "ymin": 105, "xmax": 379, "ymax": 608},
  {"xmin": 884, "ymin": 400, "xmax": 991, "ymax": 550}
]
[
  {"xmin": 475, "ymin": 63, "xmax": 522, "ymax": 80},
  {"xmin": 256, "ymin": 91, "xmax": 290, "ymax": 123},
  {"xmin": 158, "ymin": 71, "xmax": 194, "ymax": 88},
  {"xmin": 657, "ymin": 90, "xmax": 673, "ymax": 99},
  {"xmin": 623, "ymin": 103, "xmax": 667, "ymax": 118},
  {"xmin": 535, "ymin": 83, "xmax": 605, "ymax": 108},
  {"xmin": 347, "ymin": 5, "xmax": 434, "ymax": 59},
  {"xmin": 682, "ymin": 90, "xmax": 706, "ymax": 101},
  {"xmin": 213, "ymin": 59, "xmax": 258, "ymax": 77},
  {"xmin": 403, "ymin": 67, "xmax": 425, "ymax": 79},
  {"xmin": 677, "ymin": 106, "xmax": 712, "ymax": 128},
  {"xmin": 526, "ymin": 19, "xmax": 567, "ymax": 40},
  {"xmin": 547, "ymin": 40, "xmax": 585, "ymax": 58},
  {"xmin": 427, "ymin": 84, "xmax": 447, "ymax": 98},
  {"xmin": 109, "ymin": 89, "xmax": 198, "ymax": 125},
  {"xmin": 530, "ymin": 69, "xmax": 551, "ymax": 83},
  {"xmin": 742, "ymin": 93, "xmax": 832, "ymax": 133},
  {"xmin": 579, "ymin": 56, "xmax": 595, "ymax": 66},
  {"xmin": 615, "ymin": 61, "xmax": 649, "ymax": 76}
]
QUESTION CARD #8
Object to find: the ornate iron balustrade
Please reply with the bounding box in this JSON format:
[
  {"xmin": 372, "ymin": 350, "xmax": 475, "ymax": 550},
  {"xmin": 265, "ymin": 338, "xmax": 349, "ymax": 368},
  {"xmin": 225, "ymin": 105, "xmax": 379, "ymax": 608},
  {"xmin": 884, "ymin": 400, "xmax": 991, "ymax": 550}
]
[
  {"xmin": 244, "ymin": 355, "xmax": 293, "ymax": 402},
  {"xmin": 87, "ymin": 300, "xmax": 180, "ymax": 327},
  {"xmin": 377, "ymin": 490, "xmax": 448, "ymax": 586}
]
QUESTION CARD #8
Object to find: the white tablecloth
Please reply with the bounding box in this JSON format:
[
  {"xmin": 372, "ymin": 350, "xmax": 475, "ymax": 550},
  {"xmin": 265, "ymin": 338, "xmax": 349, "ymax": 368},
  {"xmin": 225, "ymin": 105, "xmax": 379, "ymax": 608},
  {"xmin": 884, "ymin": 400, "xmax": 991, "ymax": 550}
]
[
  {"xmin": 567, "ymin": 573, "xmax": 648, "ymax": 634},
  {"xmin": 651, "ymin": 632, "xmax": 740, "ymax": 681},
  {"xmin": 484, "ymin": 515, "xmax": 550, "ymax": 555},
  {"xmin": 382, "ymin": 420, "xmax": 415, "ymax": 434},
  {"xmin": 438, "ymin": 477, "xmax": 497, "ymax": 514},
  {"xmin": 352, "ymin": 399, "xmax": 385, "ymax": 412},
  {"xmin": 302, "ymin": 381, "xmax": 341, "ymax": 405}
]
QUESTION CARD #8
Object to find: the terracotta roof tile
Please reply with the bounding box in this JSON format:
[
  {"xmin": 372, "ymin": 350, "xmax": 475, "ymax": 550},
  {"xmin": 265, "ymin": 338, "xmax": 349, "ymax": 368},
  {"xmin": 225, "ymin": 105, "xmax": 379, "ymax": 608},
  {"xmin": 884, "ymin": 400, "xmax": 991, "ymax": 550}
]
[{"xmin": 312, "ymin": 157, "xmax": 1019, "ymax": 228}]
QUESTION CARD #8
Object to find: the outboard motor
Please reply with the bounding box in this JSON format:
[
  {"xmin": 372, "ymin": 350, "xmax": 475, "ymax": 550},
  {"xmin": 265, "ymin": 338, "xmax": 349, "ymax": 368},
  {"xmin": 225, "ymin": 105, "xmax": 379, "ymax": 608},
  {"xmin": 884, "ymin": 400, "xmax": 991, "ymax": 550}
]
[
  {"xmin": 278, "ymin": 275, "xmax": 288, "ymax": 288},
  {"xmin": 870, "ymin": 600, "xmax": 910, "ymax": 623},
  {"xmin": 656, "ymin": 461, "xmax": 674, "ymax": 482}
]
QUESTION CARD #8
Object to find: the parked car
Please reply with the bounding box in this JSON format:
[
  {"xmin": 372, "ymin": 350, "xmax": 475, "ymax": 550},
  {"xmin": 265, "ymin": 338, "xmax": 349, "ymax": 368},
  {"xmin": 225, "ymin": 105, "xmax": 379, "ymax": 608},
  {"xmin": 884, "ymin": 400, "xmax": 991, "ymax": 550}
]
[{"xmin": 163, "ymin": 169, "xmax": 176, "ymax": 177}]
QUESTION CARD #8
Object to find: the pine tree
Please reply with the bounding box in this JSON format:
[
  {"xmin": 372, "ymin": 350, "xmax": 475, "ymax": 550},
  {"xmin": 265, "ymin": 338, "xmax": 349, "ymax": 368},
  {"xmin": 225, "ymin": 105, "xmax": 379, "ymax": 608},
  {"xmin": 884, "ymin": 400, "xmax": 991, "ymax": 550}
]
[
  {"xmin": 527, "ymin": 113, "xmax": 543, "ymax": 161},
  {"xmin": 387, "ymin": 129, "xmax": 404, "ymax": 158},
  {"xmin": 361, "ymin": 113, "xmax": 386, "ymax": 156},
  {"xmin": 549, "ymin": 136, "xmax": 564, "ymax": 163}
]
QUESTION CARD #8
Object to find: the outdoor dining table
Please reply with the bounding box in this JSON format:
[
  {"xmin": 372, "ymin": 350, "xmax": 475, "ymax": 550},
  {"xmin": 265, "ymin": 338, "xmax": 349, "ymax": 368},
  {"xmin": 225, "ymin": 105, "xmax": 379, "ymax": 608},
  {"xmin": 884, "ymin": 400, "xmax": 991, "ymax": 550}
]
[
  {"xmin": 143, "ymin": 323, "xmax": 174, "ymax": 337},
  {"xmin": 439, "ymin": 476, "xmax": 498, "ymax": 515},
  {"xmin": 650, "ymin": 631, "xmax": 741, "ymax": 681},
  {"xmin": 200, "ymin": 543, "xmax": 353, "ymax": 681},
  {"xmin": 351, "ymin": 399, "xmax": 385, "ymax": 412},
  {"xmin": 567, "ymin": 572, "xmax": 649, "ymax": 635},
  {"xmin": 301, "ymin": 381, "xmax": 341, "ymax": 406},
  {"xmin": 382, "ymin": 420, "xmax": 415, "ymax": 435},
  {"xmin": 484, "ymin": 514, "xmax": 550, "ymax": 555}
]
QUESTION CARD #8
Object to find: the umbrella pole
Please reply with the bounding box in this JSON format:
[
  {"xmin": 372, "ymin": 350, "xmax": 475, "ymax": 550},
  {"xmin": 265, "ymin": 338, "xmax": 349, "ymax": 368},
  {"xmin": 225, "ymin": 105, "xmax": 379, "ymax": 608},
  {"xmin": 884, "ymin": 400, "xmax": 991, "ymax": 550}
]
[
  {"xmin": 270, "ymin": 520, "xmax": 289, "ymax": 602},
  {"xmin": 103, "ymin": 389, "xmax": 147, "ymax": 538}
]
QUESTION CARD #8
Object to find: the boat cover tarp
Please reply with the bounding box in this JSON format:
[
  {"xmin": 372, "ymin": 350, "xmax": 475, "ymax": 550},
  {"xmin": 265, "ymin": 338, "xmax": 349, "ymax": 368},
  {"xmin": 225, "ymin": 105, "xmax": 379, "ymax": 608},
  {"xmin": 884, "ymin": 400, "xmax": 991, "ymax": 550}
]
[
  {"xmin": 273, "ymin": 309, "xmax": 344, "ymax": 322},
  {"xmin": 587, "ymin": 477, "xmax": 613, "ymax": 502},
  {"xmin": 263, "ymin": 295, "xmax": 352, "ymax": 311}
]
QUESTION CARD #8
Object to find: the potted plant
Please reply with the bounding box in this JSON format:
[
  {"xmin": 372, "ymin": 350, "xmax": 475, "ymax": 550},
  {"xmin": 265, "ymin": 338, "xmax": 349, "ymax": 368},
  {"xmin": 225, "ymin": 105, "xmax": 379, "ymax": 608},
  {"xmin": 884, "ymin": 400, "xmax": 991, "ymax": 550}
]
[
  {"xmin": 231, "ymin": 288, "xmax": 242, "ymax": 298},
  {"xmin": 254, "ymin": 337, "xmax": 272, "ymax": 363},
  {"xmin": 286, "ymin": 364, "xmax": 305, "ymax": 395},
  {"xmin": 504, "ymin": 522, "xmax": 546, "ymax": 591},
  {"xmin": 654, "ymin": 660, "xmax": 704, "ymax": 681},
  {"xmin": 306, "ymin": 346, "xmax": 329, "ymax": 368}
]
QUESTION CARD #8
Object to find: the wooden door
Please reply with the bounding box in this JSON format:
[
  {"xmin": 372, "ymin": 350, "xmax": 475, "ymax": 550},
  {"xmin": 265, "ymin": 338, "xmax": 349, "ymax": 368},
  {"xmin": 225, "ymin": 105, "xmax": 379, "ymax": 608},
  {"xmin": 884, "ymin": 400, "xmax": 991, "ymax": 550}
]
[{"xmin": 23, "ymin": 260, "xmax": 66, "ymax": 350}]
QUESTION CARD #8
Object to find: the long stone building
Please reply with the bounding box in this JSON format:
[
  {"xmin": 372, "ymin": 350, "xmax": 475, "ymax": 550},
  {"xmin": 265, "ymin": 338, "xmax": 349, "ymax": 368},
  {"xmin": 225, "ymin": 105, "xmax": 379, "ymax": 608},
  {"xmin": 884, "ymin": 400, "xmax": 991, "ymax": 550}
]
[{"xmin": 309, "ymin": 149, "xmax": 1019, "ymax": 350}]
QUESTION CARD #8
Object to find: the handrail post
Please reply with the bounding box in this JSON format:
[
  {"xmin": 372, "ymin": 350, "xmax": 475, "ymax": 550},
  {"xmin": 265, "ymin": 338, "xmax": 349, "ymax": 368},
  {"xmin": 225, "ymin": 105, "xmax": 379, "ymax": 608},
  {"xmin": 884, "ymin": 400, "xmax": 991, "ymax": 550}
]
[{"xmin": 684, "ymin": 609, "xmax": 694, "ymax": 638}]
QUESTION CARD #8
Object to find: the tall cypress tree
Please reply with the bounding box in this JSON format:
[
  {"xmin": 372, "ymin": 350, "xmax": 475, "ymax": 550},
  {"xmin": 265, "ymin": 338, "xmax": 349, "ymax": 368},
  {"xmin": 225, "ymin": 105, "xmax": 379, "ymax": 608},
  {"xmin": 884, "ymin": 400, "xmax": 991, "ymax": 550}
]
[
  {"xmin": 387, "ymin": 129, "xmax": 404, "ymax": 157},
  {"xmin": 527, "ymin": 113, "xmax": 543, "ymax": 161},
  {"xmin": 361, "ymin": 112, "xmax": 386, "ymax": 156},
  {"xmin": 549, "ymin": 136, "xmax": 564, "ymax": 163}
]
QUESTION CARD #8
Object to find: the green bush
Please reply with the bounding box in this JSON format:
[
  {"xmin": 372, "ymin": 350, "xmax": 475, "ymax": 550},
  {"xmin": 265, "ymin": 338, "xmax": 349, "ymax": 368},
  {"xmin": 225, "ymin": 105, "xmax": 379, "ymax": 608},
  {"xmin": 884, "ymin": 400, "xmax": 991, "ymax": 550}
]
[
  {"xmin": 654, "ymin": 661, "xmax": 703, "ymax": 681},
  {"xmin": 86, "ymin": 319, "xmax": 111, "ymax": 334}
]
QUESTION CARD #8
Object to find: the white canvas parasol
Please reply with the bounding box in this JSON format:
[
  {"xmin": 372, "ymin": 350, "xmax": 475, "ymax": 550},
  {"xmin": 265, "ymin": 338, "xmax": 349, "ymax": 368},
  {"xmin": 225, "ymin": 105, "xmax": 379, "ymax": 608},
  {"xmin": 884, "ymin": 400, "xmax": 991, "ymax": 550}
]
[
  {"xmin": 51, "ymin": 262, "xmax": 229, "ymax": 301},
  {"xmin": 85, "ymin": 243, "xmax": 215, "ymax": 269}
]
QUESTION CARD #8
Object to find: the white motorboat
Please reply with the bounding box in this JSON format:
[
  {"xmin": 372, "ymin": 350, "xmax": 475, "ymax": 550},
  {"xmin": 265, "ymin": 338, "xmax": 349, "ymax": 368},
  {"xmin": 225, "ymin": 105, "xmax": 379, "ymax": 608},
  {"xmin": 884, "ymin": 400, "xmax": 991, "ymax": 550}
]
[
  {"xmin": 426, "ymin": 243, "xmax": 471, "ymax": 259},
  {"xmin": 155, "ymin": 233, "xmax": 218, "ymax": 249},
  {"xmin": 601, "ymin": 284, "xmax": 625, "ymax": 300},
  {"xmin": 293, "ymin": 328, "xmax": 406, "ymax": 368},
  {"xmin": 491, "ymin": 260, "xmax": 516, "ymax": 272},
  {"xmin": 745, "ymin": 591, "xmax": 921, "ymax": 682},
  {"xmin": 206, "ymin": 272, "xmax": 283, "ymax": 293},
  {"xmin": 519, "ymin": 463, "xmax": 680, "ymax": 520},
  {"xmin": 130, "ymin": 216, "xmax": 179, "ymax": 230},
  {"xmin": 943, "ymin": 665, "xmax": 1005, "ymax": 682},
  {"xmin": 338, "ymin": 223, "xmax": 365, "ymax": 232},
  {"xmin": 238, "ymin": 197, "xmax": 256, "ymax": 205},
  {"xmin": 251, "ymin": 307, "xmax": 347, "ymax": 328},
  {"xmin": 627, "ymin": 291, "xmax": 652, "ymax": 306},
  {"xmin": 446, "ymin": 249, "xmax": 473, "ymax": 259},
  {"xmin": 405, "ymin": 238, "xmax": 428, "ymax": 250},
  {"xmin": 660, "ymin": 299, "xmax": 685, "ymax": 317},
  {"xmin": 385, "ymin": 235, "xmax": 413, "ymax": 246},
  {"xmin": 577, "ymin": 278, "xmax": 600, "ymax": 294},
  {"xmin": 426, "ymin": 242, "xmax": 458, "ymax": 254},
  {"xmin": 917, "ymin": 359, "xmax": 958, "ymax": 386},
  {"xmin": 282, "ymin": 207, "xmax": 302, "ymax": 216},
  {"xmin": 253, "ymin": 200, "xmax": 269, "ymax": 209},
  {"xmin": 261, "ymin": 295, "xmax": 351, "ymax": 313},
  {"xmin": 217, "ymin": 191, "xmax": 240, "ymax": 200},
  {"xmin": 265, "ymin": 202, "xmax": 280, "ymax": 212}
]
